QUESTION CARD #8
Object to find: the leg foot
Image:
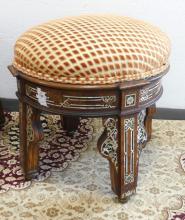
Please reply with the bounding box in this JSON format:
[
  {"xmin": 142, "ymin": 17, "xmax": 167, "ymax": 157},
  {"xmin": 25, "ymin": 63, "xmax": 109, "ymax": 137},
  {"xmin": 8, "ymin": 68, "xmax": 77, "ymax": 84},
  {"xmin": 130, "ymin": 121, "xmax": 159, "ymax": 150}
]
[
  {"xmin": 118, "ymin": 196, "xmax": 130, "ymax": 204},
  {"xmin": 19, "ymin": 102, "xmax": 43, "ymax": 180}
]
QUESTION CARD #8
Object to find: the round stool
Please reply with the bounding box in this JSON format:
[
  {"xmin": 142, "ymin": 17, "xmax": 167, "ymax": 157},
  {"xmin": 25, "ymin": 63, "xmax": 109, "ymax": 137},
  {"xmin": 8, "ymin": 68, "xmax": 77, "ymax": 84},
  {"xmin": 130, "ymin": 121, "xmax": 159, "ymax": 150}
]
[{"xmin": 9, "ymin": 15, "xmax": 170, "ymax": 202}]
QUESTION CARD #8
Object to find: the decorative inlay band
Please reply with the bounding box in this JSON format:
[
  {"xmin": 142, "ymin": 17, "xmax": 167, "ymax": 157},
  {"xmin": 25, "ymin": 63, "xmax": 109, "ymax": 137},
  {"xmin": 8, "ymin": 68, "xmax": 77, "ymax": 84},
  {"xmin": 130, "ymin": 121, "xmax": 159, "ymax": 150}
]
[
  {"xmin": 139, "ymin": 81, "xmax": 161, "ymax": 103},
  {"xmin": 26, "ymin": 85, "xmax": 117, "ymax": 110},
  {"xmin": 100, "ymin": 118, "xmax": 118, "ymax": 170},
  {"xmin": 59, "ymin": 95, "xmax": 117, "ymax": 109},
  {"xmin": 124, "ymin": 117, "xmax": 135, "ymax": 185}
]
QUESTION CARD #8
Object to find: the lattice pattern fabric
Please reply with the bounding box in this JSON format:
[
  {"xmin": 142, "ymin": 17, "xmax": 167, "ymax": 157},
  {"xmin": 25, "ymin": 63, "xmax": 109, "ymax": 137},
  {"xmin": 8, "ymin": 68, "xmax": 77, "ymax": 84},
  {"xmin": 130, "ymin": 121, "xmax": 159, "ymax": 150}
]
[{"xmin": 13, "ymin": 15, "xmax": 170, "ymax": 84}]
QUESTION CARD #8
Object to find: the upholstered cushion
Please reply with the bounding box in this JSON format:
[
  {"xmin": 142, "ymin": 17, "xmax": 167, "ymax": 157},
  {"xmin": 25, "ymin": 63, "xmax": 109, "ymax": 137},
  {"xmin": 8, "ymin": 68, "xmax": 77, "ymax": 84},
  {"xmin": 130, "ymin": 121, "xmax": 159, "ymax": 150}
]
[{"xmin": 13, "ymin": 15, "xmax": 170, "ymax": 84}]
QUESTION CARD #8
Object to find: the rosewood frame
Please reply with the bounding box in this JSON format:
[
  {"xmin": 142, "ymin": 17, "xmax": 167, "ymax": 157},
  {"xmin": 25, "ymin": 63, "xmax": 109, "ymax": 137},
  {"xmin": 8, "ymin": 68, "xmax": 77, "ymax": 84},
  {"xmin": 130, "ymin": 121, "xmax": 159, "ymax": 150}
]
[{"xmin": 8, "ymin": 65, "xmax": 169, "ymax": 202}]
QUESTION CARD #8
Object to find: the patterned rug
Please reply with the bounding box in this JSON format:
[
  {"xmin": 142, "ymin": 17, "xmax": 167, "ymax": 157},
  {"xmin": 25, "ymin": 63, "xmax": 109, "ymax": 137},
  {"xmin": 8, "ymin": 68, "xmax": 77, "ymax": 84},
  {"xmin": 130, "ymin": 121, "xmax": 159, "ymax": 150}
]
[
  {"xmin": 0, "ymin": 113, "xmax": 185, "ymax": 220},
  {"xmin": 0, "ymin": 112, "xmax": 93, "ymax": 193}
]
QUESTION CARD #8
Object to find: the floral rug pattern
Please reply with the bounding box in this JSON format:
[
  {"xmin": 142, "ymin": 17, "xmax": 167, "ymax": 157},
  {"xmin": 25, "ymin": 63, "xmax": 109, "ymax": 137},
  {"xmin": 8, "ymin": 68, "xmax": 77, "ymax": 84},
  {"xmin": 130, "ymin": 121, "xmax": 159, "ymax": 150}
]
[
  {"xmin": 0, "ymin": 114, "xmax": 185, "ymax": 220},
  {"xmin": 0, "ymin": 112, "xmax": 93, "ymax": 193}
]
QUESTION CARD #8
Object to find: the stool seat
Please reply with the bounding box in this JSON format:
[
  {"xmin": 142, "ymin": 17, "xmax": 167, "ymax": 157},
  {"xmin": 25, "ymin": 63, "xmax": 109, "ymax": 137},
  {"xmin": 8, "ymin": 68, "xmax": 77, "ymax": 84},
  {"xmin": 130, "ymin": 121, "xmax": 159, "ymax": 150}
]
[{"xmin": 13, "ymin": 15, "xmax": 170, "ymax": 85}]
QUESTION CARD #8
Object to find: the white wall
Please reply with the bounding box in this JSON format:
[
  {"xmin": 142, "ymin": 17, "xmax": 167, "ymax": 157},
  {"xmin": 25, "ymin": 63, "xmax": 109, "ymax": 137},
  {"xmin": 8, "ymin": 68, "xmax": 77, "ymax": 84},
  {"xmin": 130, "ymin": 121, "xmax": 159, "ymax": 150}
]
[{"xmin": 0, "ymin": 0, "xmax": 185, "ymax": 109}]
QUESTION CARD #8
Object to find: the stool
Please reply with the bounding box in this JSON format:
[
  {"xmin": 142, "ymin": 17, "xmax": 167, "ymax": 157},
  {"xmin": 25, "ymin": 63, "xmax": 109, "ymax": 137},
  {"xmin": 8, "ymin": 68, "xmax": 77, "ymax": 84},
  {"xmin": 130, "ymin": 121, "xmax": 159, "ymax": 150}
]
[{"xmin": 9, "ymin": 15, "xmax": 170, "ymax": 202}]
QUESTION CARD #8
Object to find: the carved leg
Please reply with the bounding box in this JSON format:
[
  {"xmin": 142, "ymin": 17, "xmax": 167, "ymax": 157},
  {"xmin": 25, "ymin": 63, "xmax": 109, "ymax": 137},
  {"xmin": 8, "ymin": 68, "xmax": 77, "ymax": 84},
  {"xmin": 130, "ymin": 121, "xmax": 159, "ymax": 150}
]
[
  {"xmin": 138, "ymin": 110, "xmax": 148, "ymax": 150},
  {"xmin": 98, "ymin": 113, "xmax": 143, "ymax": 202},
  {"xmin": 145, "ymin": 104, "xmax": 156, "ymax": 142},
  {"xmin": 19, "ymin": 102, "xmax": 43, "ymax": 180},
  {"xmin": 0, "ymin": 101, "xmax": 5, "ymax": 127},
  {"xmin": 62, "ymin": 116, "xmax": 80, "ymax": 136}
]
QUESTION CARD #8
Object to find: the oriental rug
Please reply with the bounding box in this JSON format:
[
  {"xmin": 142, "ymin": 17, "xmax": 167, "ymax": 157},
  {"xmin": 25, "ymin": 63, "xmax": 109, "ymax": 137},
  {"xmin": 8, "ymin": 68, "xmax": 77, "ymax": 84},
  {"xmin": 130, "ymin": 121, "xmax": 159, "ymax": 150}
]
[{"xmin": 0, "ymin": 113, "xmax": 185, "ymax": 220}]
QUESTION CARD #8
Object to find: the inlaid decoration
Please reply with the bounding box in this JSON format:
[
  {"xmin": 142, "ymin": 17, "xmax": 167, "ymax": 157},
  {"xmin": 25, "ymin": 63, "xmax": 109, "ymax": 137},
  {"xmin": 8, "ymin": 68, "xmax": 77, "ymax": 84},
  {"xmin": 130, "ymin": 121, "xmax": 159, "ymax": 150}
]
[
  {"xmin": 26, "ymin": 86, "xmax": 49, "ymax": 107},
  {"xmin": 26, "ymin": 85, "xmax": 117, "ymax": 110},
  {"xmin": 59, "ymin": 95, "xmax": 117, "ymax": 109},
  {"xmin": 125, "ymin": 94, "xmax": 136, "ymax": 107},
  {"xmin": 36, "ymin": 88, "xmax": 48, "ymax": 107},
  {"xmin": 26, "ymin": 105, "xmax": 34, "ymax": 144},
  {"xmin": 124, "ymin": 117, "xmax": 135, "ymax": 185},
  {"xmin": 137, "ymin": 110, "xmax": 147, "ymax": 153},
  {"xmin": 100, "ymin": 118, "xmax": 118, "ymax": 170},
  {"xmin": 139, "ymin": 81, "xmax": 161, "ymax": 103},
  {"xmin": 121, "ymin": 189, "xmax": 136, "ymax": 200}
]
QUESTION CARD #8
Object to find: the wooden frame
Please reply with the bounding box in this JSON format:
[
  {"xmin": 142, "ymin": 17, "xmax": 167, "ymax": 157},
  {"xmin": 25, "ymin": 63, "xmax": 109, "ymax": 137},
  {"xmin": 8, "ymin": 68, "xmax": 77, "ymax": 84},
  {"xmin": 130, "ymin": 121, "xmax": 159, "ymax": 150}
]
[{"xmin": 8, "ymin": 65, "xmax": 169, "ymax": 202}]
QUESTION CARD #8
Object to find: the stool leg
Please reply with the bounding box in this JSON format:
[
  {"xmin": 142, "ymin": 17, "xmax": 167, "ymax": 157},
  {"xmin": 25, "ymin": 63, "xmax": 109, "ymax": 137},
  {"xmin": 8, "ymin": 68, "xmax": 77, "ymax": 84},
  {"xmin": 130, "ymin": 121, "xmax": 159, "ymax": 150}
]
[
  {"xmin": 98, "ymin": 113, "xmax": 140, "ymax": 202},
  {"xmin": 0, "ymin": 101, "xmax": 5, "ymax": 127},
  {"xmin": 19, "ymin": 102, "xmax": 43, "ymax": 180},
  {"xmin": 145, "ymin": 104, "xmax": 156, "ymax": 142},
  {"xmin": 62, "ymin": 116, "xmax": 80, "ymax": 136},
  {"xmin": 138, "ymin": 110, "xmax": 148, "ymax": 150}
]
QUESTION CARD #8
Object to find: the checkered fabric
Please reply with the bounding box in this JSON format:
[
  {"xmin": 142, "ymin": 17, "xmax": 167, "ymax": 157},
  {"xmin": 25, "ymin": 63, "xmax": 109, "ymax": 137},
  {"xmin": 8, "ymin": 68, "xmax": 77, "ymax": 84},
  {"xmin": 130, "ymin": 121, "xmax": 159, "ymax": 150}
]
[{"xmin": 13, "ymin": 15, "xmax": 170, "ymax": 84}]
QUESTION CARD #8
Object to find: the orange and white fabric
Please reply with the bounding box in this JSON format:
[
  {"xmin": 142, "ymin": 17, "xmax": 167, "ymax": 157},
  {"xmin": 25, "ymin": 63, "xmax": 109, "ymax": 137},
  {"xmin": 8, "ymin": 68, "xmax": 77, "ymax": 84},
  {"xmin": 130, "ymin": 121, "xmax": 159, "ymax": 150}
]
[{"xmin": 13, "ymin": 15, "xmax": 170, "ymax": 84}]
